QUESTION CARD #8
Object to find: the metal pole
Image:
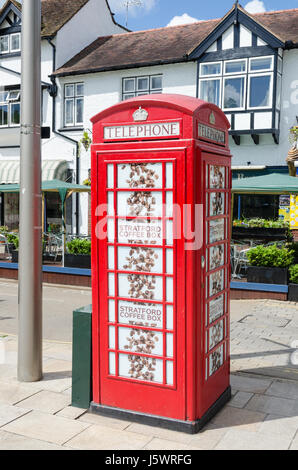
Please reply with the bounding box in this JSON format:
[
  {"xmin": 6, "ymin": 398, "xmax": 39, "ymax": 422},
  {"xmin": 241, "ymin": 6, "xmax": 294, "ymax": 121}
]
[{"xmin": 18, "ymin": 0, "xmax": 42, "ymax": 382}]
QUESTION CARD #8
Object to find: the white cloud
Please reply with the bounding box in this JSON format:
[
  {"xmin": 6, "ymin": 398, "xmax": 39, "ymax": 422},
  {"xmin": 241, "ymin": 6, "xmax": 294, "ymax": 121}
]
[
  {"xmin": 108, "ymin": 0, "xmax": 157, "ymax": 15},
  {"xmin": 167, "ymin": 13, "xmax": 199, "ymax": 27},
  {"xmin": 244, "ymin": 0, "xmax": 267, "ymax": 14}
]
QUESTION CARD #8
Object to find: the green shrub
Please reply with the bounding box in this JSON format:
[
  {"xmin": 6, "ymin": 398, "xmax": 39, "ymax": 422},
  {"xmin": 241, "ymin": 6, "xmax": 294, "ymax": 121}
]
[
  {"xmin": 66, "ymin": 238, "xmax": 91, "ymax": 255},
  {"xmin": 289, "ymin": 265, "xmax": 298, "ymax": 284},
  {"xmin": 6, "ymin": 233, "xmax": 19, "ymax": 250},
  {"xmin": 247, "ymin": 244, "xmax": 294, "ymax": 268},
  {"xmin": 286, "ymin": 242, "xmax": 298, "ymax": 259},
  {"xmin": 0, "ymin": 226, "xmax": 8, "ymax": 234}
]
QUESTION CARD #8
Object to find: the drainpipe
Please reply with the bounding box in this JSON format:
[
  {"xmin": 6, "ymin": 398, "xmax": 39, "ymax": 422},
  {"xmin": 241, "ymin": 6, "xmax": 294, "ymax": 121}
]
[{"xmin": 46, "ymin": 37, "xmax": 80, "ymax": 234}]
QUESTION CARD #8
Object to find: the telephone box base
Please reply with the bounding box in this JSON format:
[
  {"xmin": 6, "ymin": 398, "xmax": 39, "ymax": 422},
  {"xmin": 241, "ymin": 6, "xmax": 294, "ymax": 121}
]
[{"xmin": 90, "ymin": 386, "xmax": 231, "ymax": 434}]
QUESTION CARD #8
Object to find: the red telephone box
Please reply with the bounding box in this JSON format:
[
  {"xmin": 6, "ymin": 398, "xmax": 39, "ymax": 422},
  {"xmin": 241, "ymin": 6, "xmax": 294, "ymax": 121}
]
[{"xmin": 90, "ymin": 94, "xmax": 232, "ymax": 433}]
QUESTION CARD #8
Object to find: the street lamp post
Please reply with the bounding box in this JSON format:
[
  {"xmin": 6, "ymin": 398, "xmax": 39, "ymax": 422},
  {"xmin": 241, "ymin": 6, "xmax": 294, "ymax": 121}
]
[{"xmin": 18, "ymin": 0, "xmax": 43, "ymax": 382}]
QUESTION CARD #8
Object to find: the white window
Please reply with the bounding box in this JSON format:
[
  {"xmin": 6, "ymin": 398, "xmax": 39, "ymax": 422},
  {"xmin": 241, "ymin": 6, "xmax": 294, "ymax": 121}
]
[
  {"xmin": 248, "ymin": 73, "xmax": 273, "ymax": 109},
  {"xmin": 0, "ymin": 35, "xmax": 8, "ymax": 53},
  {"xmin": 122, "ymin": 75, "xmax": 162, "ymax": 100},
  {"xmin": 0, "ymin": 89, "xmax": 20, "ymax": 127},
  {"xmin": 199, "ymin": 55, "xmax": 277, "ymax": 112},
  {"xmin": 199, "ymin": 78, "xmax": 222, "ymax": 107},
  {"xmin": 224, "ymin": 59, "xmax": 247, "ymax": 75},
  {"xmin": 64, "ymin": 83, "xmax": 84, "ymax": 127},
  {"xmin": 249, "ymin": 56, "xmax": 273, "ymax": 72},
  {"xmin": 0, "ymin": 33, "xmax": 21, "ymax": 53},
  {"xmin": 10, "ymin": 33, "xmax": 21, "ymax": 52},
  {"xmin": 200, "ymin": 62, "xmax": 222, "ymax": 77}
]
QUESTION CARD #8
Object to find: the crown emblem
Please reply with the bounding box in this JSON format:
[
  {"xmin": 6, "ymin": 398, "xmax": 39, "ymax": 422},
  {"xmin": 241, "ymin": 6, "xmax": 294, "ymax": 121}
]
[
  {"xmin": 133, "ymin": 107, "xmax": 149, "ymax": 122},
  {"xmin": 209, "ymin": 112, "xmax": 216, "ymax": 125}
]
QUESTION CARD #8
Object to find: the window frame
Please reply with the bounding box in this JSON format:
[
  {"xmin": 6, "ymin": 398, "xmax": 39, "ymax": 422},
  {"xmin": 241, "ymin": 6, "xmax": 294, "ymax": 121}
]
[
  {"xmin": 10, "ymin": 33, "xmax": 21, "ymax": 52},
  {"xmin": 0, "ymin": 35, "xmax": 9, "ymax": 54},
  {"xmin": 63, "ymin": 82, "xmax": 84, "ymax": 128},
  {"xmin": 122, "ymin": 74, "xmax": 162, "ymax": 101},
  {"xmin": 247, "ymin": 72, "xmax": 273, "ymax": 110},
  {"xmin": 222, "ymin": 74, "xmax": 247, "ymax": 112},
  {"xmin": 224, "ymin": 58, "xmax": 248, "ymax": 76},
  {"xmin": 0, "ymin": 88, "xmax": 20, "ymax": 128},
  {"xmin": 248, "ymin": 55, "xmax": 274, "ymax": 73},
  {"xmin": 198, "ymin": 76, "xmax": 222, "ymax": 108},
  {"xmin": 199, "ymin": 61, "xmax": 222, "ymax": 78}
]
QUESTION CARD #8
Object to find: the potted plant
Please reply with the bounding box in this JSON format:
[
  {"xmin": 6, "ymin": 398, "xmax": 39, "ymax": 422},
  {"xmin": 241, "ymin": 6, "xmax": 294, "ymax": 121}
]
[
  {"xmin": 232, "ymin": 218, "xmax": 289, "ymax": 241},
  {"xmin": 288, "ymin": 265, "xmax": 298, "ymax": 301},
  {"xmin": 65, "ymin": 238, "xmax": 91, "ymax": 269},
  {"xmin": 246, "ymin": 244, "xmax": 294, "ymax": 285},
  {"xmin": 7, "ymin": 233, "xmax": 19, "ymax": 262}
]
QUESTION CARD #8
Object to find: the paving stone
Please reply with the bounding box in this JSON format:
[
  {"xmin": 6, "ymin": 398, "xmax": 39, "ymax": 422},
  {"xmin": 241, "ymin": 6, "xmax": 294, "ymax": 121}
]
[
  {"xmin": 56, "ymin": 406, "xmax": 87, "ymax": 420},
  {"xmin": 78, "ymin": 412, "xmax": 131, "ymax": 430},
  {"xmin": 258, "ymin": 414, "xmax": 298, "ymax": 440},
  {"xmin": 0, "ymin": 404, "xmax": 30, "ymax": 427},
  {"xmin": 65, "ymin": 424, "xmax": 152, "ymax": 450},
  {"xmin": 3, "ymin": 410, "xmax": 90, "ymax": 446},
  {"xmin": 215, "ymin": 429, "xmax": 291, "ymax": 450},
  {"xmin": 265, "ymin": 380, "xmax": 298, "ymax": 400},
  {"xmin": 43, "ymin": 343, "xmax": 72, "ymax": 362},
  {"xmin": 188, "ymin": 425, "xmax": 229, "ymax": 450},
  {"xmin": 289, "ymin": 433, "xmax": 298, "ymax": 450},
  {"xmin": 0, "ymin": 430, "xmax": 67, "ymax": 450},
  {"xmin": 230, "ymin": 375, "xmax": 272, "ymax": 394},
  {"xmin": 144, "ymin": 438, "xmax": 192, "ymax": 450},
  {"xmin": 126, "ymin": 422, "xmax": 194, "ymax": 445},
  {"xmin": 0, "ymin": 381, "xmax": 41, "ymax": 405},
  {"xmin": 209, "ymin": 405, "xmax": 266, "ymax": 432},
  {"xmin": 246, "ymin": 394, "xmax": 298, "ymax": 417},
  {"xmin": 228, "ymin": 391, "xmax": 254, "ymax": 409},
  {"xmin": 16, "ymin": 391, "xmax": 70, "ymax": 414}
]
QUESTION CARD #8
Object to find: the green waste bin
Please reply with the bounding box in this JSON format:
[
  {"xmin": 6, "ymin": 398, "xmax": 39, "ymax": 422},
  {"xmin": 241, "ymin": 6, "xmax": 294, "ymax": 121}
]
[{"xmin": 72, "ymin": 304, "xmax": 92, "ymax": 409}]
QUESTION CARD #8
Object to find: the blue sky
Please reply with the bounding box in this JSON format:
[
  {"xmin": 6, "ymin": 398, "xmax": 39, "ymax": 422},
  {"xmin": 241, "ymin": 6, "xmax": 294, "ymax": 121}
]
[
  {"xmin": 0, "ymin": 1, "xmax": 297, "ymax": 30},
  {"xmin": 108, "ymin": 0, "xmax": 298, "ymax": 31}
]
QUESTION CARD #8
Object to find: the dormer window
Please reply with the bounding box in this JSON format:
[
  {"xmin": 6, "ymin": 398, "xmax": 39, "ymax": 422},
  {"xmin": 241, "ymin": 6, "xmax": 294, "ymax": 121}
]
[{"xmin": 0, "ymin": 33, "xmax": 21, "ymax": 54}]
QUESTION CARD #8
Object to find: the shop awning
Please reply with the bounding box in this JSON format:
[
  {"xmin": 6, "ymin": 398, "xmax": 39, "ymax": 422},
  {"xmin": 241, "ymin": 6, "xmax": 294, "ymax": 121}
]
[
  {"xmin": 232, "ymin": 173, "xmax": 298, "ymax": 195},
  {"xmin": 0, "ymin": 179, "xmax": 90, "ymax": 195},
  {"xmin": 0, "ymin": 159, "xmax": 69, "ymax": 184}
]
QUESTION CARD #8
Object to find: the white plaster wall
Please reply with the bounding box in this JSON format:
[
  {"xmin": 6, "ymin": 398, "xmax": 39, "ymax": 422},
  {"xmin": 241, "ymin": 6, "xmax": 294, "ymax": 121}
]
[{"xmin": 56, "ymin": 0, "xmax": 126, "ymax": 69}]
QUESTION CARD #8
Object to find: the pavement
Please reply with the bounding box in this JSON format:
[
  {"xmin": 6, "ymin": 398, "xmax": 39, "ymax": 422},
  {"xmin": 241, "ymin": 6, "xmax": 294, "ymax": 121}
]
[{"xmin": 1, "ymin": 280, "xmax": 298, "ymax": 450}]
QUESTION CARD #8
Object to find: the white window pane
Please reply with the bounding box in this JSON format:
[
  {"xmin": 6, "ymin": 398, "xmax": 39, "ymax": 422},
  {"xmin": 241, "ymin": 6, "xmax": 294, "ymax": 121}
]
[
  {"xmin": 276, "ymin": 74, "xmax": 281, "ymax": 110},
  {"xmin": 107, "ymin": 164, "xmax": 114, "ymax": 188},
  {"xmin": 108, "ymin": 246, "xmax": 115, "ymax": 270},
  {"xmin": 0, "ymin": 36, "xmax": 8, "ymax": 52},
  {"xmin": 200, "ymin": 79, "xmax": 221, "ymax": 107},
  {"xmin": 166, "ymin": 361, "xmax": 173, "ymax": 385},
  {"xmin": 137, "ymin": 77, "xmax": 149, "ymax": 91},
  {"xmin": 65, "ymin": 85, "xmax": 74, "ymax": 97},
  {"xmin": 65, "ymin": 99, "xmax": 74, "ymax": 125},
  {"xmin": 10, "ymin": 33, "xmax": 20, "ymax": 51},
  {"xmin": 10, "ymin": 103, "xmax": 20, "ymax": 125},
  {"xmin": 166, "ymin": 249, "xmax": 173, "ymax": 274},
  {"xmin": 151, "ymin": 76, "xmax": 162, "ymax": 89},
  {"xmin": 225, "ymin": 60, "xmax": 246, "ymax": 74},
  {"xmin": 8, "ymin": 91, "xmax": 20, "ymax": 101},
  {"xmin": 123, "ymin": 78, "xmax": 135, "ymax": 92},
  {"xmin": 0, "ymin": 105, "xmax": 8, "ymax": 126},
  {"xmin": 107, "ymin": 192, "xmax": 114, "ymax": 215},
  {"xmin": 250, "ymin": 57, "xmax": 273, "ymax": 71},
  {"xmin": 123, "ymin": 93, "xmax": 135, "ymax": 100},
  {"xmin": 166, "ymin": 163, "xmax": 173, "ymax": 188},
  {"xmin": 200, "ymin": 63, "xmax": 221, "ymax": 76},
  {"xmin": 108, "ymin": 273, "xmax": 115, "ymax": 296},
  {"xmin": 76, "ymin": 83, "xmax": 84, "ymax": 96},
  {"xmin": 166, "ymin": 277, "xmax": 174, "ymax": 302},
  {"xmin": 166, "ymin": 333, "xmax": 173, "ymax": 358},
  {"xmin": 109, "ymin": 352, "xmax": 116, "ymax": 375},
  {"xmin": 249, "ymin": 75, "xmax": 271, "ymax": 108},
  {"xmin": 224, "ymin": 77, "xmax": 245, "ymax": 109},
  {"xmin": 166, "ymin": 305, "xmax": 174, "ymax": 330},
  {"xmin": 109, "ymin": 326, "xmax": 115, "ymax": 349},
  {"xmin": 76, "ymin": 98, "xmax": 84, "ymax": 124}
]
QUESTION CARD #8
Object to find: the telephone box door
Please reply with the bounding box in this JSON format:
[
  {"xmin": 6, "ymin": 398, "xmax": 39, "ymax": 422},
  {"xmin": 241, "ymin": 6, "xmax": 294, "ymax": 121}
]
[{"xmin": 94, "ymin": 148, "xmax": 187, "ymax": 420}]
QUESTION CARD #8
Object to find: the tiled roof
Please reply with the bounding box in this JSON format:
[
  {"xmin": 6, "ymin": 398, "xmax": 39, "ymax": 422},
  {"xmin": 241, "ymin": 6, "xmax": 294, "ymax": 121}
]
[
  {"xmin": 40, "ymin": 0, "xmax": 90, "ymax": 37},
  {"xmin": 54, "ymin": 8, "xmax": 298, "ymax": 77}
]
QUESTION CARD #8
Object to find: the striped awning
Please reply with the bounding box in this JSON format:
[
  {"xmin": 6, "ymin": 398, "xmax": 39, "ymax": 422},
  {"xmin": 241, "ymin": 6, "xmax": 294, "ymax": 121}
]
[{"xmin": 0, "ymin": 159, "xmax": 69, "ymax": 184}]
